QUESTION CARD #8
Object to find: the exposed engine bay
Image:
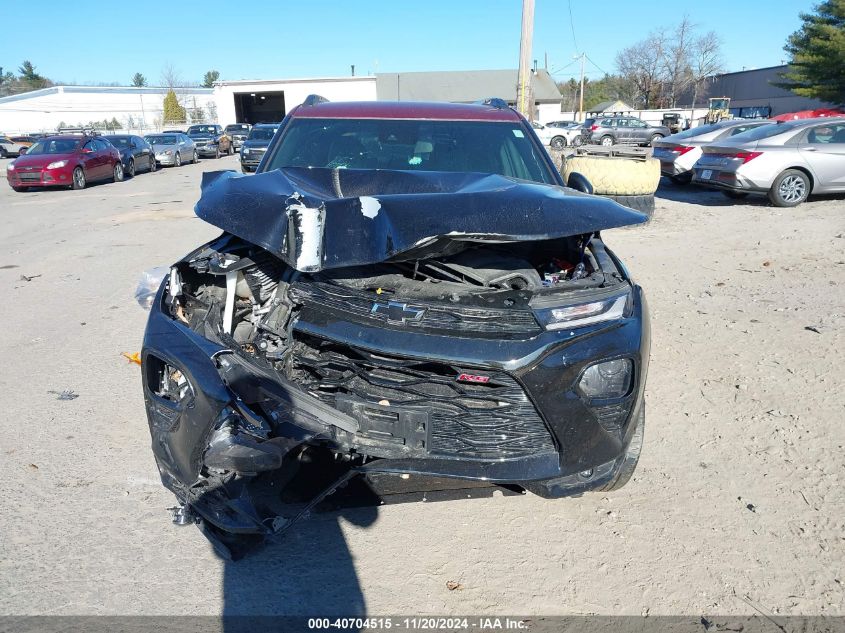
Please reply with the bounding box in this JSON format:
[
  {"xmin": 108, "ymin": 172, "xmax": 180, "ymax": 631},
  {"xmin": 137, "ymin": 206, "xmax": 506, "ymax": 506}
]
[{"xmin": 170, "ymin": 232, "xmax": 624, "ymax": 384}]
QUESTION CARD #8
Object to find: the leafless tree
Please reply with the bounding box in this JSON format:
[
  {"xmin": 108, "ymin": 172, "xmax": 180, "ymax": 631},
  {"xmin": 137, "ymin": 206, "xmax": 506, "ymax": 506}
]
[
  {"xmin": 160, "ymin": 63, "xmax": 184, "ymax": 90},
  {"xmin": 688, "ymin": 31, "xmax": 724, "ymax": 113},
  {"xmin": 616, "ymin": 32, "xmax": 666, "ymax": 109},
  {"xmin": 663, "ymin": 16, "xmax": 695, "ymax": 107}
]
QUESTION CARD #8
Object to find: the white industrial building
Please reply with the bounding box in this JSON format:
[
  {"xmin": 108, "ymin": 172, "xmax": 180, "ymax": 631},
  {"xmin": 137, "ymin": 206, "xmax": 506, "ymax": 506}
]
[
  {"xmin": 0, "ymin": 85, "xmax": 215, "ymax": 134},
  {"xmin": 1, "ymin": 69, "xmax": 563, "ymax": 134}
]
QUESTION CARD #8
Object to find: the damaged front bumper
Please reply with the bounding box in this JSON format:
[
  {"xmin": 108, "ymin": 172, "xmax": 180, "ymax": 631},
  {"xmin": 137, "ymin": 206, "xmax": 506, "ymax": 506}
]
[{"xmin": 142, "ymin": 271, "xmax": 649, "ymax": 540}]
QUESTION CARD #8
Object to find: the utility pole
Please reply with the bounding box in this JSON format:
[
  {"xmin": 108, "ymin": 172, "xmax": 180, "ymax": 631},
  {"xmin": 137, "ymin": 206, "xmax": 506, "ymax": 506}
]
[
  {"xmin": 516, "ymin": 0, "xmax": 535, "ymax": 121},
  {"xmin": 577, "ymin": 52, "xmax": 586, "ymax": 122}
]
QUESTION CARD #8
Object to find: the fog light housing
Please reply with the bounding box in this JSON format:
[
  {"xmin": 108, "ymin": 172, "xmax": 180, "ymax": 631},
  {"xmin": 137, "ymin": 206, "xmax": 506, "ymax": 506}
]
[{"xmin": 578, "ymin": 359, "xmax": 632, "ymax": 398}]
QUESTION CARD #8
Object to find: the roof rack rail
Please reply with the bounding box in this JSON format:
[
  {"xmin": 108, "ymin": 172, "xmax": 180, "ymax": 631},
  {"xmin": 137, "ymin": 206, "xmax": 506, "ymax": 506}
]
[
  {"xmin": 302, "ymin": 94, "xmax": 329, "ymax": 107},
  {"xmin": 480, "ymin": 98, "xmax": 509, "ymax": 110},
  {"xmin": 56, "ymin": 127, "xmax": 100, "ymax": 136}
]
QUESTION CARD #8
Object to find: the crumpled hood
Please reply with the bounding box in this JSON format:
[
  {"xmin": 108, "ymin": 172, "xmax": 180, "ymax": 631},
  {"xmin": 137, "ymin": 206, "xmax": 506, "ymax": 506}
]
[{"xmin": 195, "ymin": 167, "xmax": 647, "ymax": 272}]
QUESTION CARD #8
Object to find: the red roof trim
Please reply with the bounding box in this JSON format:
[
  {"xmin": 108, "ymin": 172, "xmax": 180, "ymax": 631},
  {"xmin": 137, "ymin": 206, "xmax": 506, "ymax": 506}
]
[{"xmin": 291, "ymin": 101, "xmax": 522, "ymax": 122}]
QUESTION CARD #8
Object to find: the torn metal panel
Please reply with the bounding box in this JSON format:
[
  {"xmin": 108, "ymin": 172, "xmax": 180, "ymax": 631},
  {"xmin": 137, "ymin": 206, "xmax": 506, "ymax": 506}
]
[{"xmin": 195, "ymin": 168, "xmax": 647, "ymax": 272}]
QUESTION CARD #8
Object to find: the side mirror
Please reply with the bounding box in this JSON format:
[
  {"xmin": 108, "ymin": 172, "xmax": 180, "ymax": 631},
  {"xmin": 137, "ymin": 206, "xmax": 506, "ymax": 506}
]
[
  {"xmin": 567, "ymin": 172, "xmax": 594, "ymax": 194},
  {"xmin": 18, "ymin": 147, "xmax": 27, "ymax": 155},
  {"xmin": 81, "ymin": 147, "xmax": 94, "ymax": 154}
]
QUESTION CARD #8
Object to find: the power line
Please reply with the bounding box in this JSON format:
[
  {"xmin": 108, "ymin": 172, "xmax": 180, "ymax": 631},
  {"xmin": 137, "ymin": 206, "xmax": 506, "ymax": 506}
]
[
  {"xmin": 568, "ymin": 0, "xmax": 579, "ymax": 53},
  {"xmin": 585, "ymin": 54, "xmax": 610, "ymax": 76},
  {"xmin": 548, "ymin": 58, "xmax": 581, "ymax": 76}
]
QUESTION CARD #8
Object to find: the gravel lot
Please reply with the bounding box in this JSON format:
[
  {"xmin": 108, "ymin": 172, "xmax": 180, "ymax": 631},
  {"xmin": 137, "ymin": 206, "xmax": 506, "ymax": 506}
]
[{"xmin": 0, "ymin": 154, "xmax": 843, "ymax": 617}]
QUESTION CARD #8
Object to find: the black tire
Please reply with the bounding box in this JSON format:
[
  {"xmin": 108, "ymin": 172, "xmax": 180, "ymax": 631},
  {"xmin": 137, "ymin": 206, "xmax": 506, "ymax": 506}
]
[
  {"xmin": 600, "ymin": 135, "xmax": 614, "ymax": 147},
  {"xmin": 768, "ymin": 169, "xmax": 810, "ymax": 207},
  {"xmin": 174, "ymin": 152, "xmax": 182, "ymax": 167},
  {"xmin": 127, "ymin": 159, "xmax": 135, "ymax": 178},
  {"xmin": 649, "ymin": 134, "xmax": 664, "ymax": 146},
  {"xmin": 603, "ymin": 194, "xmax": 655, "ymax": 218},
  {"xmin": 573, "ymin": 135, "xmax": 584, "ymax": 147},
  {"xmin": 192, "ymin": 150, "xmax": 198, "ymax": 164},
  {"xmin": 149, "ymin": 157, "xmax": 157, "ymax": 172},
  {"xmin": 0, "ymin": 147, "xmax": 7, "ymax": 158},
  {"xmin": 599, "ymin": 408, "xmax": 644, "ymax": 492},
  {"xmin": 71, "ymin": 166, "xmax": 86, "ymax": 190},
  {"xmin": 550, "ymin": 136, "xmax": 567, "ymax": 150},
  {"xmin": 12, "ymin": 186, "xmax": 27, "ymax": 192},
  {"xmin": 722, "ymin": 190, "xmax": 749, "ymax": 199},
  {"xmin": 112, "ymin": 162, "xmax": 124, "ymax": 183}
]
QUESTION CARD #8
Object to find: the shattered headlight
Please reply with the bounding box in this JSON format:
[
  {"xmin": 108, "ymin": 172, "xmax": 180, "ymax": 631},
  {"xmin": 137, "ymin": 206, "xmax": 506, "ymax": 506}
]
[
  {"xmin": 135, "ymin": 266, "xmax": 170, "ymax": 310},
  {"xmin": 46, "ymin": 160, "xmax": 68, "ymax": 169},
  {"xmin": 534, "ymin": 290, "xmax": 629, "ymax": 331},
  {"xmin": 578, "ymin": 359, "xmax": 633, "ymax": 398}
]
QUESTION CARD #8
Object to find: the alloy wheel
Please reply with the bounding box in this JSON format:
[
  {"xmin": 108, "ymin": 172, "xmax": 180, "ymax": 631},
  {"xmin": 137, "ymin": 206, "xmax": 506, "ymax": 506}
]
[{"xmin": 778, "ymin": 175, "xmax": 806, "ymax": 204}]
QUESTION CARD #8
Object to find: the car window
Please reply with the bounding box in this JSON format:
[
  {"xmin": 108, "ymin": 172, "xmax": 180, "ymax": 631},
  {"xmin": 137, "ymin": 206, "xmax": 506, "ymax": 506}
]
[
  {"xmin": 631, "ymin": 119, "xmax": 647, "ymax": 128},
  {"xmin": 731, "ymin": 123, "xmax": 802, "ymax": 142},
  {"xmin": 83, "ymin": 141, "xmax": 96, "ymax": 152},
  {"xmin": 727, "ymin": 123, "xmax": 769, "ymax": 136},
  {"xmin": 95, "ymin": 139, "xmax": 110, "ymax": 151},
  {"xmin": 106, "ymin": 136, "xmax": 131, "ymax": 148},
  {"xmin": 267, "ymin": 118, "xmax": 556, "ymax": 184},
  {"xmin": 248, "ymin": 127, "xmax": 277, "ymax": 141},
  {"xmin": 26, "ymin": 139, "xmax": 82, "ymax": 154},
  {"xmin": 806, "ymin": 123, "xmax": 845, "ymax": 144}
]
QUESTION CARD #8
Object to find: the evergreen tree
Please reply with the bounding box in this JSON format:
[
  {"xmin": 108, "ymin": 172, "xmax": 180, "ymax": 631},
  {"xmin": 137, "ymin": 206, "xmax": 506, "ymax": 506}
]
[
  {"xmin": 777, "ymin": 0, "xmax": 845, "ymax": 104},
  {"xmin": 202, "ymin": 70, "xmax": 220, "ymax": 88},
  {"xmin": 162, "ymin": 89, "xmax": 187, "ymax": 124},
  {"xmin": 131, "ymin": 73, "xmax": 147, "ymax": 87}
]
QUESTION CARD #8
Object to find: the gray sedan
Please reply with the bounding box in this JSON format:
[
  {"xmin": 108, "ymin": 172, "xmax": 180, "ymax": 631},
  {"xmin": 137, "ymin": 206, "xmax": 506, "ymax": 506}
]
[
  {"xmin": 691, "ymin": 117, "xmax": 845, "ymax": 207},
  {"xmin": 143, "ymin": 133, "xmax": 197, "ymax": 167}
]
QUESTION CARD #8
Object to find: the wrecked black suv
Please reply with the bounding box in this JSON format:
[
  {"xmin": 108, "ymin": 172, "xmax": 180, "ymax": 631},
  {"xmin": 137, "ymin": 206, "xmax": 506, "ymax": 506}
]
[{"xmin": 141, "ymin": 98, "xmax": 650, "ymax": 558}]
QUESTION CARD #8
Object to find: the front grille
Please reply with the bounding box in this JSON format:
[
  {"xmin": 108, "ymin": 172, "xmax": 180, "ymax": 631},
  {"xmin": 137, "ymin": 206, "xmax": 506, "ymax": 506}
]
[
  {"xmin": 18, "ymin": 173, "xmax": 41, "ymax": 182},
  {"xmin": 291, "ymin": 282, "xmax": 542, "ymax": 338},
  {"xmin": 290, "ymin": 334, "xmax": 556, "ymax": 459}
]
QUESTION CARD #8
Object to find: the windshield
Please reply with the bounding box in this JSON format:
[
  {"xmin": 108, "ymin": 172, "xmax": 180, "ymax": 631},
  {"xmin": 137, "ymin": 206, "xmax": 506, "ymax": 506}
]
[
  {"xmin": 24, "ymin": 138, "xmax": 82, "ymax": 154},
  {"xmin": 146, "ymin": 135, "xmax": 179, "ymax": 145},
  {"xmin": 248, "ymin": 128, "xmax": 277, "ymax": 141},
  {"xmin": 105, "ymin": 136, "xmax": 131, "ymax": 148},
  {"xmin": 188, "ymin": 126, "xmax": 216, "ymax": 135},
  {"xmin": 729, "ymin": 123, "xmax": 799, "ymax": 142},
  {"xmin": 266, "ymin": 118, "xmax": 556, "ymax": 184},
  {"xmin": 226, "ymin": 125, "xmax": 249, "ymax": 133}
]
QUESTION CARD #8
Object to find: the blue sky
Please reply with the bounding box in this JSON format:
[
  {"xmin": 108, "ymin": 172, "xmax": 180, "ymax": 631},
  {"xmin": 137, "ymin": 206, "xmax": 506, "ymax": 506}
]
[{"xmin": 1, "ymin": 0, "xmax": 812, "ymax": 86}]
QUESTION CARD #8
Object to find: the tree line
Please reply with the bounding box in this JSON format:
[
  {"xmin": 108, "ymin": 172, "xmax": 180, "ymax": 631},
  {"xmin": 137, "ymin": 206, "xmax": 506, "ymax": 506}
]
[
  {"xmin": 559, "ymin": 2, "xmax": 844, "ymax": 114},
  {"xmin": 0, "ymin": 60, "xmax": 222, "ymax": 97},
  {"xmin": 557, "ymin": 17, "xmax": 723, "ymax": 112}
]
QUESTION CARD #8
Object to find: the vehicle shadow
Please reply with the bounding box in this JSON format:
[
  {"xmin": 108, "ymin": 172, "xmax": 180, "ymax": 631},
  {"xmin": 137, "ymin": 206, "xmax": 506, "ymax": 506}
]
[
  {"xmin": 219, "ymin": 488, "xmax": 379, "ymax": 630},
  {"xmin": 223, "ymin": 508, "xmax": 377, "ymax": 613},
  {"xmin": 655, "ymin": 176, "xmax": 771, "ymax": 207}
]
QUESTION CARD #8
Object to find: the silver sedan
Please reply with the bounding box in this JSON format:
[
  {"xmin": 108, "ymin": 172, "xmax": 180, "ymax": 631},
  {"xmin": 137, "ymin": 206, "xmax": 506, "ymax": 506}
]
[
  {"xmin": 653, "ymin": 119, "xmax": 773, "ymax": 183},
  {"xmin": 143, "ymin": 133, "xmax": 198, "ymax": 167},
  {"xmin": 691, "ymin": 117, "xmax": 845, "ymax": 206}
]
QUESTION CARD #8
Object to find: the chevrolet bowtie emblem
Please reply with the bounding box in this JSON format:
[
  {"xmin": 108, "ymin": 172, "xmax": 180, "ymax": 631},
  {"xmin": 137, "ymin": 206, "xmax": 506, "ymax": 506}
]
[{"xmin": 371, "ymin": 301, "xmax": 426, "ymax": 323}]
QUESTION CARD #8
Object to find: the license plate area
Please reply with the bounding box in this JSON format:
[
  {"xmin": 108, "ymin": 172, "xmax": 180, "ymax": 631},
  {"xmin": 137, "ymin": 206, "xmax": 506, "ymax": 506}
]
[
  {"xmin": 701, "ymin": 169, "xmax": 713, "ymax": 180},
  {"xmin": 336, "ymin": 394, "xmax": 430, "ymax": 449}
]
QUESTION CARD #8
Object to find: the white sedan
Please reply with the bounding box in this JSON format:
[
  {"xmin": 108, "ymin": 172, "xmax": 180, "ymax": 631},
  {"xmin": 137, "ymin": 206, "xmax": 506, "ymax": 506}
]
[
  {"xmin": 531, "ymin": 122, "xmax": 582, "ymax": 150},
  {"xmin": 0, "ymin": 136, "xmax": 27, "ymax": 158}
]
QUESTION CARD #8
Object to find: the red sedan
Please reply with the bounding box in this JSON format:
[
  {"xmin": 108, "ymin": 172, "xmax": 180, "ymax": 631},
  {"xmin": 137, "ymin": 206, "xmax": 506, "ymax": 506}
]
[{"xmin": 6, "ymin": 135, "xmax": 124, "ymax": 191}]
